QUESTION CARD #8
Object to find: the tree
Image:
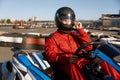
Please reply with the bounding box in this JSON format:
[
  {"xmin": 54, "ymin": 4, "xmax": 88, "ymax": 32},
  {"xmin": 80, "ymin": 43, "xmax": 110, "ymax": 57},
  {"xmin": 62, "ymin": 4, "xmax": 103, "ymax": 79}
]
[{"xmin": 6, "ymin": 19, "xmax": 11, "ymax": 23}]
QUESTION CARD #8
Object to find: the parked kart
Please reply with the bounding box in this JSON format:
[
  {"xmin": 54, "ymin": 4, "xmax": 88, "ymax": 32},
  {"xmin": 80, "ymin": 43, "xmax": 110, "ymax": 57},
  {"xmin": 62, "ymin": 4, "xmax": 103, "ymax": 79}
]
[
  {"xmin": 1, "ymin": 47, "xmax": 52, "ymax": 80},
  {"xmin": 99, "ymin": 35, "xmax": 120, "ymax": 48},
  {"xmin": 74, "ymin": 42, "xmax": 120, "ymax": 80}
]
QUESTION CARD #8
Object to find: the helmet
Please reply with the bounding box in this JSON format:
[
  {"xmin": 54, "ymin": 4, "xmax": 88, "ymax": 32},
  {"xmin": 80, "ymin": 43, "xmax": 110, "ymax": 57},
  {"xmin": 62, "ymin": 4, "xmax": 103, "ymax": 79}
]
[{"xmin": 55, "ymin": 7, "xmax": 76, "ymax": 33}]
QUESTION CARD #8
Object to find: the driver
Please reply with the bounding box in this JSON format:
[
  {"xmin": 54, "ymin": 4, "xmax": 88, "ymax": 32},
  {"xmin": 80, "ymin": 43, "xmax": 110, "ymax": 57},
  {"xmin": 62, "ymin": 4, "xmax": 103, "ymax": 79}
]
[{"xmin": 45, "ymin": 7, "xmax": 92, "ymax": 80}]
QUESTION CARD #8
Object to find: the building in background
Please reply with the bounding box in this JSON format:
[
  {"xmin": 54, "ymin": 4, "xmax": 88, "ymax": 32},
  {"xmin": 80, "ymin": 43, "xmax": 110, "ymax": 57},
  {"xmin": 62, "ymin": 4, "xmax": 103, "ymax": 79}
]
[{"xmin": 101, "ymin": 13, "xmax": 120, "ymax": 27}]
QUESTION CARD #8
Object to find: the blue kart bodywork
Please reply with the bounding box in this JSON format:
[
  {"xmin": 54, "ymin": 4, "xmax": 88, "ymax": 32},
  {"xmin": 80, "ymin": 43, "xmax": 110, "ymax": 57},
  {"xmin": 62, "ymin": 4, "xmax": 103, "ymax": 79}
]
[
  {"xmin": 94, "ymin": 44, "xmax": 120, "ymax": 72},
  {"xmin": 16, "ymin": 54, "xmax": 51, "ymax": 80}
]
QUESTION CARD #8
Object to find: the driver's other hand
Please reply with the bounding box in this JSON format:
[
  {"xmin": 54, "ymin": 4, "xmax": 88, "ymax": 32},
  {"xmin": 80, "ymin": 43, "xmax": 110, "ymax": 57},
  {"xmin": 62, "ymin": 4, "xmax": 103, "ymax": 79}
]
[
  {"xmin": 69, "ymin": 55, "xmax": 79, "ymax": 64},
  {"xmin": 73, "ymin": 22, "xmax": 82, "ymax": 29}
]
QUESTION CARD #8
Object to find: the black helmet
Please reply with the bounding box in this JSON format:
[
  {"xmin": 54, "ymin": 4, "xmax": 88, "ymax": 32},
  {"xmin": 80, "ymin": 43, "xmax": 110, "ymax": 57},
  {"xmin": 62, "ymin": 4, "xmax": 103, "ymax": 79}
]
[{"xmin": 55, "ymin": 7, "xmax": 76, "ymax": 33}]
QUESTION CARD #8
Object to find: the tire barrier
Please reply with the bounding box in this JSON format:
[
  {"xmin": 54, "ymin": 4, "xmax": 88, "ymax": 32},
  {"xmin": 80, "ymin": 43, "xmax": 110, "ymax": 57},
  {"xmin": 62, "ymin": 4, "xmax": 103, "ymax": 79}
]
[
  {"xmin": 23, "ymin": 36, "xmax": 45, "ymax": 50},
  {"xmin": 0, "ymin": 32, "xmax": 49, "ymax": 50}
]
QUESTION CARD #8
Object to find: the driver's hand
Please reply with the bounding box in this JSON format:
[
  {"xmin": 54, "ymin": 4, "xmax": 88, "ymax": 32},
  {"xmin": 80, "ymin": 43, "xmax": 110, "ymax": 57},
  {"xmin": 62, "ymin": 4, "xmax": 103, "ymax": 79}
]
[
  {"xmin": 69, "ymin": 55, "xmax": 79, "ymax": 64},
  {"xmin": 73, "ymin": 22, "xmax": 82, "ymax": 29}
]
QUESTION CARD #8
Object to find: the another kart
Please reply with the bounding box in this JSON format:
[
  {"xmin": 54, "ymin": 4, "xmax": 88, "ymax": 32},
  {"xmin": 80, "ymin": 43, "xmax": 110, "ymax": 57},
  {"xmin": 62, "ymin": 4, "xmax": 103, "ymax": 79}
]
[{"xmin": 1, "ymin": 47, "xmax": 52, "ymax": 80}]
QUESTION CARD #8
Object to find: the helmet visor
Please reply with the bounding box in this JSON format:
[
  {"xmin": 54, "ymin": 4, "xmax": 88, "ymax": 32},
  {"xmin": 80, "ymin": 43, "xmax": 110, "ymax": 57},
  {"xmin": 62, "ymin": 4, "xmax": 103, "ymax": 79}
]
[{"xmin": 58, "ymin": 14, "xmax": 74, "ymax": 25}]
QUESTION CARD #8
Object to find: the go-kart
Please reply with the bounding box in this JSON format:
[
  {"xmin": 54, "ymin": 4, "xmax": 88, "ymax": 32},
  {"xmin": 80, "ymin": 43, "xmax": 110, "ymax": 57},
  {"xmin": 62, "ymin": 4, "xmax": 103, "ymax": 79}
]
[
  {"xmin": 1, "ymin": 47, "xmax": 52, "ymax": 80},
  {"xmin": 74, "ymin": 42, "xmax": 120, "ymax": 80}
]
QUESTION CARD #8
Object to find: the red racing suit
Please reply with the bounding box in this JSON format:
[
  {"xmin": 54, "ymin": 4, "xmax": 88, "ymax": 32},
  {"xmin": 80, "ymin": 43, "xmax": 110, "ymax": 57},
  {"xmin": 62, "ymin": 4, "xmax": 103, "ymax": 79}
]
[
  {"xmin": 100, "ymin": 61, "xmax": 120, "ymax": 80},
  {"xmin": 45, "ymin": 28, "xmax": 92, "ymax": 80}
]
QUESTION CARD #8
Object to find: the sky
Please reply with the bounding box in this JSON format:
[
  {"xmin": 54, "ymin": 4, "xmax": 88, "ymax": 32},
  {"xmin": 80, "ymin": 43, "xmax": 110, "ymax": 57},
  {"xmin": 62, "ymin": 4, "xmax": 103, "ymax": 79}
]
[{"xmin": 0, "ymin": 0, "xmax": 120, "ymax": 21}]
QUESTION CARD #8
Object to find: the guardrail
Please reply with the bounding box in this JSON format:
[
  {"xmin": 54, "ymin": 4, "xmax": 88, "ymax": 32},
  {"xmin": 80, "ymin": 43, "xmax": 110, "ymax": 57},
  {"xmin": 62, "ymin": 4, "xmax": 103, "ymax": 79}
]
[{"xmin": 0, "ymin": 32, "xmax": 49, "ymax": 50}]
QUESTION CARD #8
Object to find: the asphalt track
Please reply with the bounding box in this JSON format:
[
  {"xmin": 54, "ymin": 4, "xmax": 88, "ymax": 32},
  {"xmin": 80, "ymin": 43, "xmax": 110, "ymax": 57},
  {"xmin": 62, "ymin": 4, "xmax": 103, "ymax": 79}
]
[{"xmin": 0, "ymin": 26, "xmax": 119, "ymax": 79}]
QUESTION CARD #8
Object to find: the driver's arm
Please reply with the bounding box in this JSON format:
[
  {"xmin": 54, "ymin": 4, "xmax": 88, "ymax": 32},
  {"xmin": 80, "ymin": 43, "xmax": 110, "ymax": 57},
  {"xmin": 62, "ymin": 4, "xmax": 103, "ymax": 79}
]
[{"xmin": 72, "ymin": 22, "xmax": 93, "ymax": 51}]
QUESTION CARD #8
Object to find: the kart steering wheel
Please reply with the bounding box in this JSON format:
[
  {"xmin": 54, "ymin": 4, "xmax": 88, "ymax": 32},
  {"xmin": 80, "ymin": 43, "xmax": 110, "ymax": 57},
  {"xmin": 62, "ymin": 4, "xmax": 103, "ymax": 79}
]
[{"xmin": 74, "ymin": 42, "xmax": 103, "ymax": 59}]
